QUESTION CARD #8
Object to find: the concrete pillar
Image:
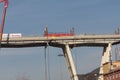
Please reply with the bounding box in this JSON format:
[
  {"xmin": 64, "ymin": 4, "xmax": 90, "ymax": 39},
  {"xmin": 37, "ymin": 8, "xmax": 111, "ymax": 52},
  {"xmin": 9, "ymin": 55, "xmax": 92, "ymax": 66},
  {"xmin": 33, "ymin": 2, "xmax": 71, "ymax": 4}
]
[
  {"xmin": 98, "ymin": 43, "xmax": 112, "ymax": 80},
  {"xmin": 62, "ymin": 44, "xmax": 79, "ymax": 80}
]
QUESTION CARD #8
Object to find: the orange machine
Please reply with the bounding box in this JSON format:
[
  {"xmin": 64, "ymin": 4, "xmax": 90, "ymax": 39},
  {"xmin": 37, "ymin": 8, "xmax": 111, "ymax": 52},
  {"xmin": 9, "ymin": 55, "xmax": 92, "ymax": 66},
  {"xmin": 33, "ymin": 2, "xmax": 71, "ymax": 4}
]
[{"xmin": 44, "ymin": 27, "xmax": 74, "ymax": 37}]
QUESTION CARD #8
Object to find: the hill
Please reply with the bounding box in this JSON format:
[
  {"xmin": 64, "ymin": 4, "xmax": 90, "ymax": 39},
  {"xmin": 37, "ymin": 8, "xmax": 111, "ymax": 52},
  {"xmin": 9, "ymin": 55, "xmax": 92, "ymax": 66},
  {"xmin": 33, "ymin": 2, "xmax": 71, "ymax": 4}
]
[{"xmin": 78, "ymin": 67, "xmax": 100, "ymax": 80}]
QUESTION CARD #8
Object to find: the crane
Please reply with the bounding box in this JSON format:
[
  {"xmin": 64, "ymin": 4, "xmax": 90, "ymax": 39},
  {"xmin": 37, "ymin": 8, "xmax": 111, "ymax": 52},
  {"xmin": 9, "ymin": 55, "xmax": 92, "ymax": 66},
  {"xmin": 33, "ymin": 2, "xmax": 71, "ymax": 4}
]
[{"xmin": 0, "ymin": 0, "xmax": 8, "ymax": 45}]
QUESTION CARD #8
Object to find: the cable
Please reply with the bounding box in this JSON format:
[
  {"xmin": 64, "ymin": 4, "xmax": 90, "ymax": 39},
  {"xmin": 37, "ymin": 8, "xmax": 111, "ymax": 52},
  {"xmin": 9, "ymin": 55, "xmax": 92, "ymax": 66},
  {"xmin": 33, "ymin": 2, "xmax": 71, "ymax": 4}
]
[
  {"xmin": 44, "ymin": 42, "xmax": 51, "ymax": 80},
  {"xmin": 73, "ymin": 40, "xmax": 78, "ymax": 72},
  {"xmin": 47, "ymin": 43, "xmax": 51, "ymax": 80},
  {"xmin": 44, "ymin": 46, "xmax": 47, "ymax": 80},
  {"xmin": 58, "ymin": 54, "xmax": 63, "ymax": 80},
  {"xmin": 75, "ymin": 48, "xmax": 78, "ymax": 72}
]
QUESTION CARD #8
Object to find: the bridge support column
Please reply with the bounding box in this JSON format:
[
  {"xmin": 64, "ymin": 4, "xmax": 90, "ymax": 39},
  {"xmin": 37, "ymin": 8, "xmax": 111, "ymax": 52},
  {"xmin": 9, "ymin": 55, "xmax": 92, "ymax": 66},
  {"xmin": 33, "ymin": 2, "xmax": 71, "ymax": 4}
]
[
  {"xmin": 62, "ymin": 44, "xmax": 79, "ymax": 80},
  {"xmin": 98, "ymin": 43, "xmax": 112, "ymax": 80}
]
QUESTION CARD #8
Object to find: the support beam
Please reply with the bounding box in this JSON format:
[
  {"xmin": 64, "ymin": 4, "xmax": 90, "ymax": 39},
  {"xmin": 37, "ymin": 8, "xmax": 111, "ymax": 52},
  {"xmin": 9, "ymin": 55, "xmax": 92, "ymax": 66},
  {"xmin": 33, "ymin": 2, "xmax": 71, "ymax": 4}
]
[
  {"xmin": 98, "ymin": 43, "xmax": 112, "ymax": 80},
  {"xmin": 62, "ymin": 44, "xmax": 78, "ymax": 80}
]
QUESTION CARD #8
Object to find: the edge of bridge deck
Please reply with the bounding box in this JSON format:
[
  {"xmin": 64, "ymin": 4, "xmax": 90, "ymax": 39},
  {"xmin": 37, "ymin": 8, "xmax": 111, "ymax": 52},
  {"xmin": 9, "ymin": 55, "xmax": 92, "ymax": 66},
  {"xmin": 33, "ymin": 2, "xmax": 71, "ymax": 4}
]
[{"xmin": 1, "ymin": 34, "xmax": 120, "ymax": 48}]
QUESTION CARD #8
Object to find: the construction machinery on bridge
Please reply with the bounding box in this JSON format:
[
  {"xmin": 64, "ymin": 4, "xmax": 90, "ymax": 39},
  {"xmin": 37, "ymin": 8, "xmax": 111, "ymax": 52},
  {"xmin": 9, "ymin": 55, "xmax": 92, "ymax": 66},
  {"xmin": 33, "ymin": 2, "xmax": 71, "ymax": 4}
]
[{"xmin": 44, "ymin": 27, "xmax": 74, "ymax": 37}]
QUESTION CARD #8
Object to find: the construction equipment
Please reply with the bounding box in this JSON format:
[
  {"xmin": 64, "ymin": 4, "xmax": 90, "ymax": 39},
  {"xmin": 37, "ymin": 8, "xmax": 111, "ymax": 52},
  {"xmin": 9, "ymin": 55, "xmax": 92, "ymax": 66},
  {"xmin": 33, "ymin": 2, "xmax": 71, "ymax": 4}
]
[
  {"xmin": 44, "ymin": 27, "xmax": 74, "ymax": 37},
  {"xmin": 0, "ymin": 0, "xmax": 8, "ymax": 43}
]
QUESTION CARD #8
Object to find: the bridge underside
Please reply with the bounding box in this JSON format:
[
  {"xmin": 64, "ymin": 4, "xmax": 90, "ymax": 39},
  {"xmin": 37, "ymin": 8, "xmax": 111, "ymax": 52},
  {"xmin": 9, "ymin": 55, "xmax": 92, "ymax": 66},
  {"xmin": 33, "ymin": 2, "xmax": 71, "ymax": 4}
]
[{"xmin": 1, "ymin": 42, "xmax": 109, "ymax": 48}]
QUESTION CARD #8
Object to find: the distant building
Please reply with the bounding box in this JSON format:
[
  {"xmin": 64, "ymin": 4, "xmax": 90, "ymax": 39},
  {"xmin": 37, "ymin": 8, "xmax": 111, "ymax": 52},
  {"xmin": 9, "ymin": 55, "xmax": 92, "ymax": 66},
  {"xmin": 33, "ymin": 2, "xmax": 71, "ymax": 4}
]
[
  {"xmin": 103, "ymin": 61, "xmax": 120, "ymax": 80},
  {"xmin": 104, "ymin": 69, "xmax": 120, "ymax": 80}
]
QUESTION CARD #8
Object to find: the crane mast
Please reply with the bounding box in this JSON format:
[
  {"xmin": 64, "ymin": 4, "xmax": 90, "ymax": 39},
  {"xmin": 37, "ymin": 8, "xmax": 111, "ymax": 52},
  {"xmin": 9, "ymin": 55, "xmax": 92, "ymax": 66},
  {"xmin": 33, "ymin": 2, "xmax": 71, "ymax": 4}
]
[{"xmin": 0, "ymin": 0, "xmax": 8, "ymax": 44}]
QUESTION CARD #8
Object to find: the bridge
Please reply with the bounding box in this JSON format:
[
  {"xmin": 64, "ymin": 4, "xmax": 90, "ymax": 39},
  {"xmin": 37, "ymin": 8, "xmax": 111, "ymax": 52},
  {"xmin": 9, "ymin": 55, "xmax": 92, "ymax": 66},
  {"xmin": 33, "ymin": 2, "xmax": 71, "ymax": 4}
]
[
  {"xmin": 1, "ymin": 34, "xmax": 120, "ymax": 80},
  {"xmin": 0, "ymin": 0, "xmax": 119, "ymax": 80}
]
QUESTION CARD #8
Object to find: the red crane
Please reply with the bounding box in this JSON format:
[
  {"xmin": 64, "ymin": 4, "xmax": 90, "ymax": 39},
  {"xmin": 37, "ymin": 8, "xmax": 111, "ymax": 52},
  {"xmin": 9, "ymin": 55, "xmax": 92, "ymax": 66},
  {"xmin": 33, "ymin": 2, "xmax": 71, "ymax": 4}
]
[{"xmin": 0, "ymin": 0, "xmax": 8, "ymax": 43}]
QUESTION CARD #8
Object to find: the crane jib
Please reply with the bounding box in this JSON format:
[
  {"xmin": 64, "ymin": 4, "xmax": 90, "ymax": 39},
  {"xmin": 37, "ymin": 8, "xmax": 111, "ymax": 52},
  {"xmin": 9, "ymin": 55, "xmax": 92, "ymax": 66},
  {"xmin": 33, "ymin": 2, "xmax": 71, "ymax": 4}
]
[{"xmin": 0, "ymin": 0, "xmax": 8, "ymax": 46}]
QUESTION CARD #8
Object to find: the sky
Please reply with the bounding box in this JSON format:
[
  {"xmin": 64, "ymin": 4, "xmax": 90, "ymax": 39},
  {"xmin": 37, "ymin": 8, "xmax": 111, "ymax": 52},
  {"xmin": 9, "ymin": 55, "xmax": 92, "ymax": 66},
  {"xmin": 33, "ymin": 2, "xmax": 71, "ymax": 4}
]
[{"xmin": 0, "ymin": 0, "xmax": 120, "ymax": 80}]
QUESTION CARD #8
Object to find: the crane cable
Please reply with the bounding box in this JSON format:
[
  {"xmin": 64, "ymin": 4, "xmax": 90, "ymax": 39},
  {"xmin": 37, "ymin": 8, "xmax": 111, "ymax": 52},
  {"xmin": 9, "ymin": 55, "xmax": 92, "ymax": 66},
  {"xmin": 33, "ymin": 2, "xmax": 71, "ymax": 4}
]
[
  {"xmin": 44, "ymin": 46, "xmax": 47, "ymax": 80},
  {"xmin": 44, "ymin": 42, "xmax": 51, "ymax": 80},
  {"xmin": 47, "ymin": 43, "xmax": 51, "ymax": 80},
  {"xmin": 73, "ymin": 40, "xmax": 78, "ymax": 72},
  {"xmin": 58, "ymin": 53, "xmax": 63, "ymax": 80}
]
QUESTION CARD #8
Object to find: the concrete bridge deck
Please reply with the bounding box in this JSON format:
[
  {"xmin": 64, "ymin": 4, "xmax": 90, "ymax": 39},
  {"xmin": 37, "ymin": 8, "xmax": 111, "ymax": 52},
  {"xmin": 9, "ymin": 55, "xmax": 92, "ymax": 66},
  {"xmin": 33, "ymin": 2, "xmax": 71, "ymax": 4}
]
[{"xmin": 1, "ymin": 34, "xmax": 120, "ymax": 48}]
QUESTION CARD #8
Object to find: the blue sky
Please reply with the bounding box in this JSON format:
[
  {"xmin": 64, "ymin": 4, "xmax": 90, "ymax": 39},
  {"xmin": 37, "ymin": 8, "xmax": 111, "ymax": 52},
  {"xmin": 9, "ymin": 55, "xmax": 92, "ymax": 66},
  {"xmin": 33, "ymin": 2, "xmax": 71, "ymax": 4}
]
[{"xmin": 0, "ymin": 0, "xmax": 120, "ymax": 80}]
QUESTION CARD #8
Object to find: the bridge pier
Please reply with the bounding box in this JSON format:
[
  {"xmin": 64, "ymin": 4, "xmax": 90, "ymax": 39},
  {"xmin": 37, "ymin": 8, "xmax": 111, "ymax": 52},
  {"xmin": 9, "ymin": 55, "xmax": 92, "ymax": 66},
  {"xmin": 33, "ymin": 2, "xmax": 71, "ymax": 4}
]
[
  {"xmin": 98, "ymin": 43, "xmax": 112, "ymax": 80},
  {"xmin": 62, "ymin": 44, "xmax": 79, "ymax": 80}
]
